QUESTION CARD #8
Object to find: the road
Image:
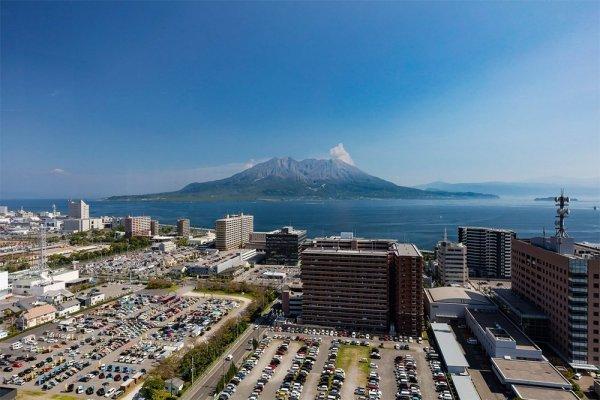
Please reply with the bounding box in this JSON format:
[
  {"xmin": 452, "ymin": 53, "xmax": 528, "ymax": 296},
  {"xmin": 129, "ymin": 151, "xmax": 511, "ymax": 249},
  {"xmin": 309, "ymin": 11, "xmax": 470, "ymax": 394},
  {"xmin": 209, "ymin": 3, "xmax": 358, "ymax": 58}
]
[
  {"xmin": 181, "ymin": 324, "xmax": 267, "ymax": 400},
  {"xmin": 181, "ymin": 300, "xmax": 277, "ymax": 400}
]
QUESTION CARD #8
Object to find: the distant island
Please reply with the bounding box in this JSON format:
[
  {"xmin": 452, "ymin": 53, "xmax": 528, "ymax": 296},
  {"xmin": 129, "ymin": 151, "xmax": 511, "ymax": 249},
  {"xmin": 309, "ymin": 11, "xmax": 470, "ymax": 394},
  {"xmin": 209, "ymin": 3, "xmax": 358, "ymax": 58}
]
[
  {"xmin": 534, "ymin": 197, "xmax": 578, "ymax": 201},
  {"xmin": 107, "ymin": 157, "xmax": 499, "ymax": 201}
]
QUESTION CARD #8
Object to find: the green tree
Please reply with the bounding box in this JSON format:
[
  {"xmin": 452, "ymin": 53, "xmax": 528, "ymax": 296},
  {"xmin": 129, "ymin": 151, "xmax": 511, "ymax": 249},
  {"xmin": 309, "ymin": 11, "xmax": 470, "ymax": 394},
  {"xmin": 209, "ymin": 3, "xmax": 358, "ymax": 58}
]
[{"xmin": 140, "ymin": 375, "xmax": 170, "ymax": 400}]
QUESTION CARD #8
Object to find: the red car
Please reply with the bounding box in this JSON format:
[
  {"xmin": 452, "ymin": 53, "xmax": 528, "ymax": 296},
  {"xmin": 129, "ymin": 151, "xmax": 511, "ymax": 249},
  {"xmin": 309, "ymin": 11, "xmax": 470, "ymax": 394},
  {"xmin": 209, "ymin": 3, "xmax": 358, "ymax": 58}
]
[{"xmin": 12, "ymin": 362, "xmax": 23, "ymax": 368}]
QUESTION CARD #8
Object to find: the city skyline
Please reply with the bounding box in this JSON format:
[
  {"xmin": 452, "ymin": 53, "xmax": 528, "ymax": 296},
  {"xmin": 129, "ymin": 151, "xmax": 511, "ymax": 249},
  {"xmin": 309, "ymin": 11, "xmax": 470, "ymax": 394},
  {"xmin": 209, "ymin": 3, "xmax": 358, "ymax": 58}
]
[{"xmin": 1, "ymin": 2, "xmax": 599, "ymax": 198}]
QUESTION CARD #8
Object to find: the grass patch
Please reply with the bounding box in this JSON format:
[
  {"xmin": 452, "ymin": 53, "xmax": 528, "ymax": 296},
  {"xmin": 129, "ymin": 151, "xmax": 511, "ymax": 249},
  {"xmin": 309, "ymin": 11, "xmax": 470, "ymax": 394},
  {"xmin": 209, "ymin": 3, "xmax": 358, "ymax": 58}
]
[
  {"xmin": 51, "ymin": 395, "xmax": 79, "ymax": 400},
  {"xmin": 16, "ymin": 390, "xmax": 44, "ymax": 399},
  {"xmin": 336, "ymin": 345, "xmax": 371, "ymax": 385}
]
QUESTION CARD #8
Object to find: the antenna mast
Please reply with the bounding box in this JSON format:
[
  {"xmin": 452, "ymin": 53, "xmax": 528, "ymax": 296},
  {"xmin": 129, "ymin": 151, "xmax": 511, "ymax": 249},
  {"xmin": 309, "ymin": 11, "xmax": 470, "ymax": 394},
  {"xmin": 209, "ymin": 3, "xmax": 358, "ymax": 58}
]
[{"xmin": 554, "ymin": 189, "xmax": 569, "ymax": 238}]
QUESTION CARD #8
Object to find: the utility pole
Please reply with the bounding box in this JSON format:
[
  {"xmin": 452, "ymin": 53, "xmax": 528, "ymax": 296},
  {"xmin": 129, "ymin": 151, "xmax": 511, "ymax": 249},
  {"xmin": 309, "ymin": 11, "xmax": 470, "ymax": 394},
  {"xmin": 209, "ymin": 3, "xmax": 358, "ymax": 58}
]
[{"xmin": 191, "ymin": 355, "xmax": 194, "ymax": 384}]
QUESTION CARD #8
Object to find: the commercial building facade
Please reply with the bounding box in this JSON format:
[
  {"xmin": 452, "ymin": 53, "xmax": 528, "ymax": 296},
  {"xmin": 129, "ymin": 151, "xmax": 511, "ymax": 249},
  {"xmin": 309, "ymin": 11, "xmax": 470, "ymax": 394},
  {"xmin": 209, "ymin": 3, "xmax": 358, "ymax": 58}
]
[
  {"xmin": 177, "ymin": 219, "xmax": 190, "ymax": 237},
  {"xmin": 124, "ymin": 216, "xmax": 152, "ymax": 237},
  {"xmin": 265, "ymin": 226, "xmax": 307, "ymax": 265},
  {"xmin": 62, "ymin": 218, "xmax": 103, "ymax": 233},
  {"xmin": 436, "ymin": 239, "xmax": 468, "ymax": 285},
  {"xmin": 282, "ymin": 284, "xmax": 303, "ymax": 318},
  {"xmin": 68, "ymin": 200, "xmax": 89, "ymax": 219},
  {"xmin": 215, "ymin": 214, "xmax": 254, "ymax": 250},
  {"xmin": 512, "ymin": 237, "xmax": 600, "ymax": 368},
  {"xmin": 458, "ymin": 226, "xmax": 514, "ymax": 278},
  {"xmin": 301, "ymin": 237, "xmax": 423, "ymax": 335}
]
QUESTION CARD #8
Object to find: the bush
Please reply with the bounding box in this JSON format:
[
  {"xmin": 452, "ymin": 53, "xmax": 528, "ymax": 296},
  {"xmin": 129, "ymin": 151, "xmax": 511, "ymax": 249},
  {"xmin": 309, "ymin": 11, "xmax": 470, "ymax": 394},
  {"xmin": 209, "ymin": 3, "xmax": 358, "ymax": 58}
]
[
  {"xmin": 140, "ymin": 375, "xmax": 171, "ymax": 400},
  {"xmin": 146, "ymin": 278, "xmax": 175, "ymax": 290}
]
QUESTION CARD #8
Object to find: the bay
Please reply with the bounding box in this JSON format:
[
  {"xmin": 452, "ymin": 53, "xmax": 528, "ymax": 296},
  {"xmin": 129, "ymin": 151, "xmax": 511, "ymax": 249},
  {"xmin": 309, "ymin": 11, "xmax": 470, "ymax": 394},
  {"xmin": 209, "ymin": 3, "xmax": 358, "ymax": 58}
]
[{"xmin": 2, "ymin": 198, "xmax": 599, "ymax": 250}]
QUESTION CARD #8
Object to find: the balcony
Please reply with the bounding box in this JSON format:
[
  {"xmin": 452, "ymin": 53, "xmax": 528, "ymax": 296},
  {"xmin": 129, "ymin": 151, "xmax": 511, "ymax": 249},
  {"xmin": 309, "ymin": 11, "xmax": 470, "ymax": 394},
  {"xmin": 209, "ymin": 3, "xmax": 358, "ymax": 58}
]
[
  {"xmin": 569, "ymin": 296, "xmax": 588, "ymax": 304},
  {"xmin": 568, "ymin": 276, "xmax": 588, "ymax": 284},
  {"xmin": 568, "ymin": 287, "xmax": 588, "ymax": 294}
]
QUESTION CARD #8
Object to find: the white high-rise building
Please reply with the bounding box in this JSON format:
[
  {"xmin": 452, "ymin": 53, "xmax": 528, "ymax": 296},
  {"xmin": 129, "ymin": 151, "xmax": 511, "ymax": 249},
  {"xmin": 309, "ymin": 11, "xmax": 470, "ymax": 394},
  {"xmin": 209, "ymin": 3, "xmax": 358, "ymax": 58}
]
[
  {"xmin": 68, "ymin": 200, "xmax": 89, "ymax": 219},
  {"xmin": 215, "ymin": 213, "xmax": 254, "ymax": 250},
  {"xmin": 436, "ymin": 236, "xmax": 468, "ymax": 286}
]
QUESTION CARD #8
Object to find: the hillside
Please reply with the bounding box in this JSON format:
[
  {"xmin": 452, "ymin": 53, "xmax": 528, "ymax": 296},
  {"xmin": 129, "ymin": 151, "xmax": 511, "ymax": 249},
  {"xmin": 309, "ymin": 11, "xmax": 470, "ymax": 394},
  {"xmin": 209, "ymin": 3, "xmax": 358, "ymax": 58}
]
[{"xmin": 107, "ymin": 158, "xmax": 498, "ymax": 201}]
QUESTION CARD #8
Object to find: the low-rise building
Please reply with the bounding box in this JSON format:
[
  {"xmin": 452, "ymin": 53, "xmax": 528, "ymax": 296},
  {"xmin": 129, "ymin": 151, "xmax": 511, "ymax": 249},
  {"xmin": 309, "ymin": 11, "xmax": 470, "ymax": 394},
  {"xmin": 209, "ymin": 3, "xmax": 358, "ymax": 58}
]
[
  {"xmin": 38, "ymin": 289, "xmax": 75, "ymax": 305},
  {"xmin": 62, "ymin": 218, "xmax": 103, "ymax": 233},
  {"xmin": 16, "ymin": 304, "xmax": 56, "ymax": 330},
  {"xmin": 186, "ymin": 249, "xmax": 256, "ymax": 277},
  {"xmin": 56, "ymin": 299, "xmax": 81, "ymax": 317},
  {"xmin": 425, "ymin": 287, "xmax": 496, "ymax": 322},
  {"xmin": 511, "ymin": 384, "xmax": 579, "ymax": 400},
  {"xmin": 430, "ymin": 323, "xmax": 470, "ymax": 374},
  {"xmin": 0, "ymin": 271, "xmax": 9, "ymax": 300},
  {"xmin": 165, "ymin": 378, "xmax": 185, "ymax": 395},
  {"xmin": 491, "ymin": 358, "xmax": 572, "ymax": 390},
  {"xmin": 466, "ymin": 309, "xmax": 543, "ymax": 360},
  {"xmin": 152, "ymin": 241, "xmax": 176, "ymax": 253},
  {"xmin": 491, "ymin": 288, "xmax": 550, "ymax": 342},
  {"xmin": 77, "ymin": 292, "xmax": 105, "ymax": 307},
  {"xmin": 282, "ymin": 284, "xmax": 302, "ymax": 318}
]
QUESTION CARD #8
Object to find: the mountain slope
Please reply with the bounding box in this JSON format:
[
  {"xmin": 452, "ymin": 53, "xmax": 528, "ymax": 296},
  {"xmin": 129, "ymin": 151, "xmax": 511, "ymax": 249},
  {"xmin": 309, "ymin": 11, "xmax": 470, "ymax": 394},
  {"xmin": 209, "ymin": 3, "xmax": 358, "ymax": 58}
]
[
  {"xmin": 107, "ymin": 158, "xmax": 498, "ymax": 201},
  {"xmin": 418, "ymin": 180, "xmax": 600, "ymax": 198}
]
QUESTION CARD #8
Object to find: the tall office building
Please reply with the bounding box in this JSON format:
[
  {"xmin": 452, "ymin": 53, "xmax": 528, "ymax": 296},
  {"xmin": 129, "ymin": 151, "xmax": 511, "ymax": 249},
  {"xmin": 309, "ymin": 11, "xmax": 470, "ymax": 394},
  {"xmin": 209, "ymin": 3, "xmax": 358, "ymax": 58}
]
[
  {"xmin": 301, "ymin": 236, "xmax": 423, "ymax": 335},
  {"xmin": 458, "ymin": 226, "xmax": 514, "ymax": 278},
  {"xmin": 124, "ymin": 216, "xmax": 152, "ymax": 237},
  {"xmin": 215, "ymin": 214, "xmax": 254, "ymax": 250},
  {"xmin": 150, "ymin": 220, "xmax": 160, "ymax": 236},
  {"xmin": 177, "ymin": 219, "xmax": 190, "ymax": 237},
  {"xmin": 265, "ymin": 226, "xmax": 307, "ymax": 265},
  {"xmin": 68, "ymin": 200, "xmax": 89, "ymax": 219},
  {"xmin": 436, "ymin": 235, "xmax": 468, "ymax": 285},
  {"xmin": 511, "ymin": 193, "xmax": 600, "ymax": 368}
]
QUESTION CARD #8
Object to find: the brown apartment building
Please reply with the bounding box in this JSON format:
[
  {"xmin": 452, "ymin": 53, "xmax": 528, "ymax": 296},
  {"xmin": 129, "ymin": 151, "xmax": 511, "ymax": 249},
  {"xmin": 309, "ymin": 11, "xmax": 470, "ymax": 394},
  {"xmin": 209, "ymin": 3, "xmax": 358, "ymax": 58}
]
[
  {"xmin": 124, "ymin": 216, "xmax": 152, "ymax": 237},
  {"xmin": 512, "ymin": 237, "xmax": 600, "ymax": 369},
  {"xmin": 301, "ymin": 236, "xmax": 423, "ymax": 335}
]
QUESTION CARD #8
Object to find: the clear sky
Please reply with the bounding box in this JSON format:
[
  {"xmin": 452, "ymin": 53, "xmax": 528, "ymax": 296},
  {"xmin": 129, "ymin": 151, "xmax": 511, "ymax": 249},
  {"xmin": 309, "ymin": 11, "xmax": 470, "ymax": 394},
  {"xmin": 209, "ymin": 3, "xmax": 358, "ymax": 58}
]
[{"xmin": 1, "ymin": 1, "xmax": 598, "ymax": 198}]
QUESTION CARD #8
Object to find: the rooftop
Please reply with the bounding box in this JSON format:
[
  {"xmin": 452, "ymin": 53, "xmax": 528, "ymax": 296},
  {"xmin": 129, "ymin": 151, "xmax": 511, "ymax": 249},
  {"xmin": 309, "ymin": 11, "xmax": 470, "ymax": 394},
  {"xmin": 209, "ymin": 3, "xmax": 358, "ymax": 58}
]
[
  {"xmin": 23, "ymin": 304, "xmax": 57, "ymax": 320},
  {"xmin": 469, "ymin": 309, "xmax": 540, "ymax": 351},
  {"xmin": 492, "ymin": 358, "xmax": 571, "ymax": 388},
  {"xmin": 302, "ymin": 248, "xmax": 389, "ymax": 256},
  {"xmin": 492, "ymin": 288, "xmax": 548, "ymax": 319},
  {"xmin": 430, "ymin": 323, "xmax": 469, "ymax": 369},
  {"xmin": 459, "ymin": 226, "xmax": 514, "ymax": 233},
  {"xmin": 426, "ymin": 287, "xmax": 492, "ymax": 305},
  {"xmin": 451, "ymin": 374, "xmax": 482, "ymax": 400},
  {"xmin": 58, "ymin": 299, "xmax": 80, "ymax": 309},
  {"xmin": 511, "ymin": 384, "xmax": 579, "ymax": 400},
  {"xmin": 393, "ymin": 243, "xmax": 422, "ymax": 257}
]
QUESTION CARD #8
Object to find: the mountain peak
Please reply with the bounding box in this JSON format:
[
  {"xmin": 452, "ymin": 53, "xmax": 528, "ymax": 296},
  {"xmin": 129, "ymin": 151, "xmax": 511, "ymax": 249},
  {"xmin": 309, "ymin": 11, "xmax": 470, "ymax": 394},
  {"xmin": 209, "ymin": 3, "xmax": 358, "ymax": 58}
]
[{"xmin": 107, "ymin": 157, "xmax": 498, "ymax": 201}]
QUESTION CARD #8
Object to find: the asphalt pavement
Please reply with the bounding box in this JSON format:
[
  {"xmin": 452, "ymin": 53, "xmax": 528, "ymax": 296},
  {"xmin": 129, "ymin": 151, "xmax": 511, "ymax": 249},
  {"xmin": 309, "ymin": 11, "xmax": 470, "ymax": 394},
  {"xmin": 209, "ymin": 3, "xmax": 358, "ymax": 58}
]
[{"xmin": 181, "ymin": 325, "xmax": 266, "ymax": 400}]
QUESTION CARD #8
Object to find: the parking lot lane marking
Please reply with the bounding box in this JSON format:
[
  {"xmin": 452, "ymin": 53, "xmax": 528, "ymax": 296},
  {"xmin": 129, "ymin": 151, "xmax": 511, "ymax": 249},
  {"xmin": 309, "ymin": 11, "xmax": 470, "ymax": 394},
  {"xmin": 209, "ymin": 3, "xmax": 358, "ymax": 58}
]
[
  {"xmin": 302, "ymin": 336, "xmax": 332, "ymax": 400},
  {"xmin": 229, "ymin": 338, "xmax": 281, "ymax": 399},
  {"xmin": 260, "ymin": 341, "xmax": 301, "ymax": 399}
]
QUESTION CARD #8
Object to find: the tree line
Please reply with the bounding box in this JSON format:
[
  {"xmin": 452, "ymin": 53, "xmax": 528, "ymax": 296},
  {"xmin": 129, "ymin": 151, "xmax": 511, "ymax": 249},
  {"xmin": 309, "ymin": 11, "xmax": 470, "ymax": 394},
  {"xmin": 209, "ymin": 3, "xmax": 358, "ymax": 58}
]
[{"xmin": 140, "ymin": 282, "xmax": 276, "ymax": 399}]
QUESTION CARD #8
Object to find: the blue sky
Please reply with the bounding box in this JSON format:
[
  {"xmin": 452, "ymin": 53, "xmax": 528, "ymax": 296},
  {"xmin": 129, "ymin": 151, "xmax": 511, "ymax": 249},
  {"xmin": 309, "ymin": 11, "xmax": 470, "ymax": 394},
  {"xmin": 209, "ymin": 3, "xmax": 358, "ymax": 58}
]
[{"xmin": 1, "ymin": 1, "xmax": 598, "ymax": 198}]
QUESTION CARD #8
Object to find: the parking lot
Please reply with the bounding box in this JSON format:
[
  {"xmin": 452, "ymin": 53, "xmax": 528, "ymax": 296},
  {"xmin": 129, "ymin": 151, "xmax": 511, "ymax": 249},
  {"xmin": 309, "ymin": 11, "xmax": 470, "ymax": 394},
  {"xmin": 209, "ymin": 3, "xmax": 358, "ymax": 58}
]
[
  {"xmin": 215, "ymin": 326, "xmax": 439, "ymax": 400},
  {"xmin": 0, "ymin": 290, "xmax": 241, "ymax": 399}
]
